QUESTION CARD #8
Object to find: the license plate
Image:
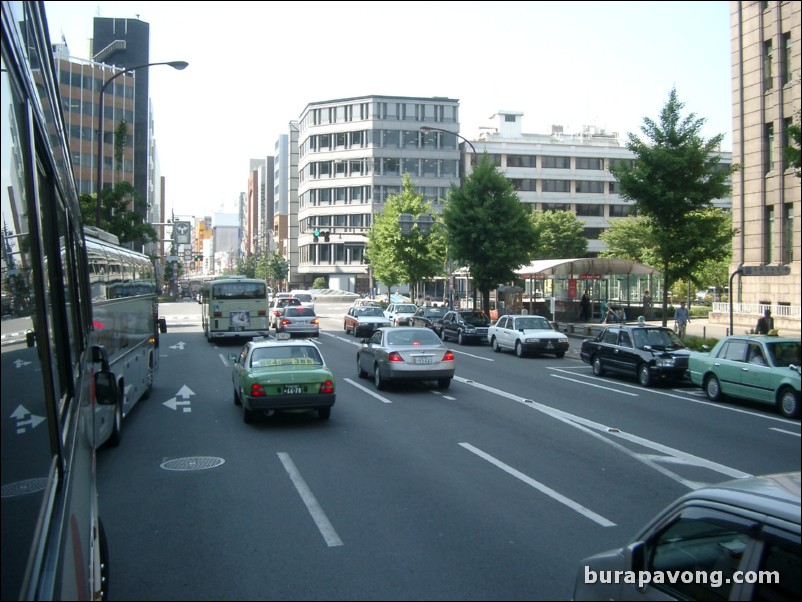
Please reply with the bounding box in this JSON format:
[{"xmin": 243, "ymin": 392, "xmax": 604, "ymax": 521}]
[
  {"xmin": 414, "ymin": 356, "xmax": 433, "ymax": 365},
  {"xmin": 283, "ymin": 385, "xmax": 303, "ymax": 394}
]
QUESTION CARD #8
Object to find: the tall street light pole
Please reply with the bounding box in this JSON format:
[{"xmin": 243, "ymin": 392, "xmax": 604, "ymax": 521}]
[
  {"xmin": 419, "ymin": 126, "xmax": 478, "ymax": 309},
  {"xmin": 95, "ymin": 60, "xmax": 189, "ymax": 227}
]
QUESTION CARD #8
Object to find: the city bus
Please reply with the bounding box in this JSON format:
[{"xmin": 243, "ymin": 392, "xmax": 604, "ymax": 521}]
[
  {"xmin": 201, "ymin": 275, "xmax": 271, "ymax": 341},
  {"xmin": 84, "ymin": 225, "xmax": 167, "ymax": 447},
  {"xmin": 2, "ymin": 2, "xmax": 113, "ymax": 598}
]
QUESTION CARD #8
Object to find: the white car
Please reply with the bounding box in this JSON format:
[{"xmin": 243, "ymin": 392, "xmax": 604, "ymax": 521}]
[
  {"xmin": 289, "ymin": 290, "xmax": 315, "ymax": 311},
  {"xmin": 383, "ymin": 303, "xmax": 418, "ymax": 327},
  {"xmin": 487, "ymin": 314, "xmax": 569, "ymax": 358}
]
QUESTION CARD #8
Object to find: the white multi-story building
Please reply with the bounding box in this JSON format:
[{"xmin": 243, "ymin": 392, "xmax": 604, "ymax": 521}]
[
  {"xmin": 472, "ymin": 111, "xmax": 732, "ymax": 255},
  {"xmin": 296, "ymin": 95, "xmax": 461, "ymax": 293}
]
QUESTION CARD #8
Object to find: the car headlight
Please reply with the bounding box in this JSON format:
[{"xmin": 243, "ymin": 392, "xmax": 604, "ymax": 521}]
[
  {"xmin": 464, "ymin": 326, "xmax": 476, "ymax": 332},
  {"xmin": 656, "ymin": 357, "xmax": 676, "ymax": 367},
  {"xmin": 524, "ymin": 337, "xmax": 540, "ymax": 343}
]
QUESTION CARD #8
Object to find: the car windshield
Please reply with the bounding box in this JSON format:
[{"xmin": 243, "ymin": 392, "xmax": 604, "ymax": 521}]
[
  {"xmin": 357, "ymin": 307, "xmax": 384, "ymax": 317},
  {"xmin": 425, "ymin": 307, "xmax": 447, "ymax": 317},
  {"xmin": 395, "ymin": 304, "xmax": 417, "ymax": 313},
  {"xmin": 766, "ymin": 341, "xmax": 801, "ymax": 367},
  {"xmin": 387, "ymin": 329, "xmax": 442, "ymax": 347},
  {"xmin": 514, "ymin": 317, "xmax": 551, "ymax": 330},
  {"xmin": 293, "ymin": 293, "xmax": 313, "ymax": 302},
  {"xmin": 250, "ymin": 345, "xmax": 323, "ymax": 367},
  {"xmin": 461, "ymin": 311, "xmax": 489, "ymax": 326},
  {"xmin": 632, "ymin": 328, "xmax": 685, "ymax": 350},
  {"xmin": 278, "ymin": 298, "xmax": 301, "ymax": 307}
]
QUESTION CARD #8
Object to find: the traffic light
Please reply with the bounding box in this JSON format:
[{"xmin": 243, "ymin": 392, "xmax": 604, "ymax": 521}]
[
  {"xmin": 313, "ymin": 228, "xmax": 320, "ymax": 243},
  {"xmin": 323, "ymin": 231, "xmax": 330, "ymax": 242}
]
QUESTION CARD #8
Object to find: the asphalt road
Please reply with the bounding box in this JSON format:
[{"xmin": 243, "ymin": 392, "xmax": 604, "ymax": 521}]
[{"xmin": 90, "ymin": 300, "xmax": 800, "ymax": 600}]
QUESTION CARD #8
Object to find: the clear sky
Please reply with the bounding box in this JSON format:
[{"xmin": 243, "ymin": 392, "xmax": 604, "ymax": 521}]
[{"xmin": 43, "ymin": 1, "xmax": 732, "ymax": 219}]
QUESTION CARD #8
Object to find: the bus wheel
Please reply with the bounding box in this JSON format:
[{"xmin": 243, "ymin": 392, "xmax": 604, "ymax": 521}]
[{"xmin": 106, "ymin": 394, "xmax": 123, "ymax": 448}]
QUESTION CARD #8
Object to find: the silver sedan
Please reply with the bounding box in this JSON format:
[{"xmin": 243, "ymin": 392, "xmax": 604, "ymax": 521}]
[{"xmin": 356, "ymin": 327, "xmax": 456, "ymax": 390}]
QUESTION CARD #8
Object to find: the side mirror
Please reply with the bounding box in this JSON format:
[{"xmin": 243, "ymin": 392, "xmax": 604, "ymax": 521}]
[
  {"xmin": 92, "ymin": 344, "xmax": 111, "ymax": 371},
  {"xmin": 26, "ymin": 330, "xmax": 36, "ymax": 348},
  {"xmin": 94, "ymin": 369, "xmax": 119, "ymax": 406},
  {"xmin": 158, "ymin": 317, "xmax": 167, "ymax": 333}
]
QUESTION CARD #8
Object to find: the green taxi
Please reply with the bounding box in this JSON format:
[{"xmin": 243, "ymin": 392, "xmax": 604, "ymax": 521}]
[
  {"xmin": 229, "ymin": 334, "xmax": 335, "ymax": 423},
  {"xmin": 688, "ymin": 334, "xmax": 800, "ymax": 418}
]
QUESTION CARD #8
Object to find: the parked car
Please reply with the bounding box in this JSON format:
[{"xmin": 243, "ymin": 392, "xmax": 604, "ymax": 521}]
[
  {"xmin": 573, "ymin": 471, "xmax": 801, "ymax": 601},
  {"xmin": 268, "ymin": 296, "xmax": 301, "ymax": 328},
  {"xmin": 688, "ymin": 334, "xmax": 800, "ymax": 418},
  {"xmin": 410, "ymin": 305, "xmax": 448, "ymax": 333},
  {"xmin": 440, "ymin": 310, "xmax": 491, "ymax": 344},
  {"xmin": 487, "ymin": 314, "xmax": 569, "ymax": 358},
  {"xmin": 350, "ymin": 298, "xmax": 382, "ymax": 310},
  {"xmin": 344, "ymin": 305, "xmax": 392, "ymax": 337},
  {"xmin": 276, "ymin": 306, "xmax": 320, "ymax": 338},
  {"xmin": 229, "ymin": 335, "xmax": 335, "ymax": 423},
  {"xmin": 357, "ymin": 327, "xmax": 455, "ymax": 390},
  {"xmin": 580, "ymin": 324, "xmax": 690, "ymax": 387},
  {"xmin": 383, "ymin": 303, "xmax": 418, "ymax": 326}
]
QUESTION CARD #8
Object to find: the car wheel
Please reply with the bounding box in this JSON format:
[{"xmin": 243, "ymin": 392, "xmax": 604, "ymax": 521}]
[
  {"xmin": 704, "ymin": 374, "xmax": 722, "ymax": 401},
  {"xmin": 638, "ymin": 363, "xmax": 652, "ymax": 387},
  {"xmin": 491, "ymin": 337, "xmax": 501, "ymax": 352},
  {"xmin": 374, "ymin": 363, "xmax": 387, "ymax": 390},
  {"xmin": 438, "ymin": 378, "xmax": 451, "ymax": 389},
  {"xmin": 318, "ymin": 407, "xmax": 331, "ymax": 420},
  {"xmin": 243, "ymin": 404, "xmax": 257, "ymax": 424},
  {"xmin": 233, "ymin": 386, "xmax": 242, "ymax": 406},
  {"xmin": 515, "ymin": 341, "xmax": 525, "ymax": 358},
  {"xmin": 357, "ymin": 354, "xmax": 367, "ymax": 379},
  {"xmin": 458, "ymin": 331, "xmax": 466, "ymax": 345},
  {"xmin": 592, "ymin": 355, "xmax": 605, "ymax": 376},
  {"xmin": 556, "ymin": 351, "xmax": 565, "ymax": 359},
  {"xmin": 777, "ymin": 387, "xmax": 800, "ymax": 419}
]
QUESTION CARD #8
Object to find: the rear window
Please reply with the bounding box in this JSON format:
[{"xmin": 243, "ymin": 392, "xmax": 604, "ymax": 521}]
[
  {"xmin": 285, "ymin": 307, "xmax": 315, "ymax": 317},
  {"xmin": 396, "ymin": 304, "xmax": 417, "ymax": 313},
  {"xmin": 293, "ymin": 293, "xmax": 313, "ymax": 303},
  {"xmin": 212, "ymin": 282, "xmax": 267, "ymax": 300}
]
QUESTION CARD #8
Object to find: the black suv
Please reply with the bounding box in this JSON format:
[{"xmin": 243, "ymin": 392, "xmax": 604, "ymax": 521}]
[
  {"xmin": 579, "ymin": 324, "xmax": 690, "ymax": 386},
  {"xmin": 409, "ymin": 305, "xmax": 448, "ymax": 333},
  {"xmin": 440, "ymin": 310, "xmax": 491, "ymax": 345}
]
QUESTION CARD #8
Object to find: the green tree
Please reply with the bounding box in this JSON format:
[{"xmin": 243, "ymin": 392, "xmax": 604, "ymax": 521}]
[
  {"xmin": 609, "ymin": 88, "xmax": 737, "ymax": 325},
  {"xmin": 366, "ymin": 173, "xmax": 446, "ymax": 299},
  {"xmin": 599, "ymin": 215, "xmax": 660, "ymax": 265},
  {"xmin": 235, "ymin": 253, "xmax": 258, "ymax": 278},
  {"xmin": 312, "ymin": 277, "xmax": 327, "ymax": 289},
  {"xmin": 266, "ymin": 251, "xmax": 289, "ymax": 289},
  {"xmin": 78, "ymin": 180, "xmax": 157, "ymax": 245},
  {"xmin": 443, "ymin": 156, "xmax": 538, "ymax": 315},
  {"xmin": 530, "ymin": 210, "xmax": 587, "ymax": 259},
  {"xmin": 113, "ymin": 120, "xmax": 128, "ymax": 174},
  {"xmin": 786, "ymin": 120, "xmax": 801, "ymax": 179}
]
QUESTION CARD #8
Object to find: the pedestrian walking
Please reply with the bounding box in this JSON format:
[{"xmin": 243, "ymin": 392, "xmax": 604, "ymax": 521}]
[
  {"xmin": 642, "ymin": 290, "xmax": 652, "ymax": 320},
  {"xmin": 674, "ymin": 301, "xmax": 690, "ymax": 339},
  {"xmin": 580, "ymin": 290, "xmax": 591, "ymax": 322}
]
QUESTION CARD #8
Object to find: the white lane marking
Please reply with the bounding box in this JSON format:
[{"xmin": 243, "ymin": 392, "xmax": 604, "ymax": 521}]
[
  {"xmin": 219, "ymin": 353, "xmax": 229, "ymax": 366},
  {"xmin": 550, "ymin": 374, "xmax": 639, "ymax": 396},
  {"xmin": 454, "ymin": 375, "xmax": 752, "ymax": 489},
  {"xmin": 770, "ymin": 428, "xmax": 801, "ymax": 437},
  {"xmin": 450, "ymin": 349, "xmax": 494, "ymax": 361},
  {"xmin": 344, "ymin": 378, "xmax": 392, "ymax": 403},
  {"xmin": 459, "ymin": 442, "xmax": 616, "ymax": 528},
  {"xmin": 277, "ymin": 452, "xmax": 343, "ymax": 547}
]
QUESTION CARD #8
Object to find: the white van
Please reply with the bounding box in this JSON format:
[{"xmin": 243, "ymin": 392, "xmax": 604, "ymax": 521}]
[{"xmin": 290, "ymin": 290, "xmax": 315, "ymax": 311}]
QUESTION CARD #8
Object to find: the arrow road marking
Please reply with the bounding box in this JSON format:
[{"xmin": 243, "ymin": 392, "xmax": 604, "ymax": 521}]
[{"xmin": 11, "ymin": 405, "xmax": 46, "ymax": 434}]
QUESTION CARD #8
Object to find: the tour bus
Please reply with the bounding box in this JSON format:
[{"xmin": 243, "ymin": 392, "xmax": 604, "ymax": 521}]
[
  {"xmin": 2, "ymin": 3, "xmax": 114, "ymax": 597},
  {"xmin": 201, "ymin": 275, "xmax": 272, "ymax": 341},
  {"xmin": 84, "ymin": 226, "xmax": 167, "ymax": 447}
]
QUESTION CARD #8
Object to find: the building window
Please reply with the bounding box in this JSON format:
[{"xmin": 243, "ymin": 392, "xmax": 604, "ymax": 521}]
[
  {"xmin": 576, "ymin": 204, "xmax": 604, "ymax": 217},
  {"xmin": 763, "ymin": 40, "xmax": 773, "ymax": 90},
  {"xmin": 504, "ymin": 114, "xmax": 516, "ymax": 122},
  {"xmin": 542, "ymin": 203, "xmax": 570, "ymax": 212},
  {"xmin": 541, "ymin": 179, "xmax": 570, "ymax": 193},
  {"xmin": 576, "ymin": 157, "xmax": 604, "ymax": 170},
  {"xmin": 382, "ymin": 129, "xmax": 400, "ymax": 148},
  {"xmin": 506, "ymin": 155, "xmax": 536, "ymax": 168},
  {"xmin": 541, "ymin": 156, "xmax": 570, "ymax": 169},
  {"xmin": 583, "ymin": 227, "xmax": 606, "ymax": 239},
  {"xmin": 765, "ymin": 123, "xmax": 775, "ymax": 174},
  {"xmin": 783, "ymin": 203, "xmax": 794, "ymax": 264},
  {"xmin": 510, "ymin": 179, "xmax": 536, "ymax": 192},
  {"xmin": 764, "ymin": 205, "xmax": 774, "ymax": 264},
  {"xmin": 608, "ymin": 204, "xmax": 632, "ymax": 217},
  {"xmin": 609, "ymin": 181, "xmax": 621, "ymax": 194},
  {"xmin": 575, "ymin": 181, "xmax": 604, "ymax": 193},
  {"xmin": 782, "ymin": 33, "xmax": 792, "ymax": 86}
]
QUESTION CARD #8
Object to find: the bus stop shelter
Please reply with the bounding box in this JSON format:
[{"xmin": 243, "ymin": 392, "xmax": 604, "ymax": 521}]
[{"xmin": 515, "ymin": 258, "xmax": 660, "ymax": 322}]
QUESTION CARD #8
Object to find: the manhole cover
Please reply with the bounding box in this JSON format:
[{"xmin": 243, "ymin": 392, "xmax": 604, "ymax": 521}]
[
  {"xmin": 2, "ymin": 478, "xmax": 48, "ymax": 498},
  {"xmin": 160, "ymin": 456, "xmax": 225, "ymax": 471}
]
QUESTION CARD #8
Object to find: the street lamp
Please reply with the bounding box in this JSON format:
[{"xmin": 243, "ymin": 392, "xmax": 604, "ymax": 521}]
[
  {"xmin": 95, "ymin": 60, "xmax": 189, "ymax": 227},
  {"xmin": 419, "ymin": 126, "xmax": 477, "ymax": 164}
]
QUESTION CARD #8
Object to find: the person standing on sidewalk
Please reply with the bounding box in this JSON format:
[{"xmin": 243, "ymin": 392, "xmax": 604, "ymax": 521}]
[
  {"xmin": 642, "ymin": 290, "xmax": 652, "ymax": 320},
  {"xmin": 674, "ymin": 301, "xmax": 690, "ymax": 339},
  {"xmin": 755, "ymin": 309, "xmax": 774, "ymax": 334}
]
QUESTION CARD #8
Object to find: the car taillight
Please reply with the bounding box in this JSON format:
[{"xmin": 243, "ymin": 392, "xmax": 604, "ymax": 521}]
[
  {"xmin": 250, "ymin": 383, "xmax": 266, "ymax": 397},
  {"xmin": 319, "ymin": 380, "xmax": 334, "ymax": 394},
  {"xmin": 280, "ymin": 319, "xmax": 291, "ymax": 326},
  {"xmin": 388, "ymin": 351, "xmax": 404, "ymax": 362},
  {"xmin": 213, "ymin": 311, "xmax": 222, "ymax": 317},
  {"xmin": 311, "ymin": 318, "xmax": 319, "ymax": 324},
  {"xmin": 443, "ymin": 350, "xmax": 455, "ymax": 361}
]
